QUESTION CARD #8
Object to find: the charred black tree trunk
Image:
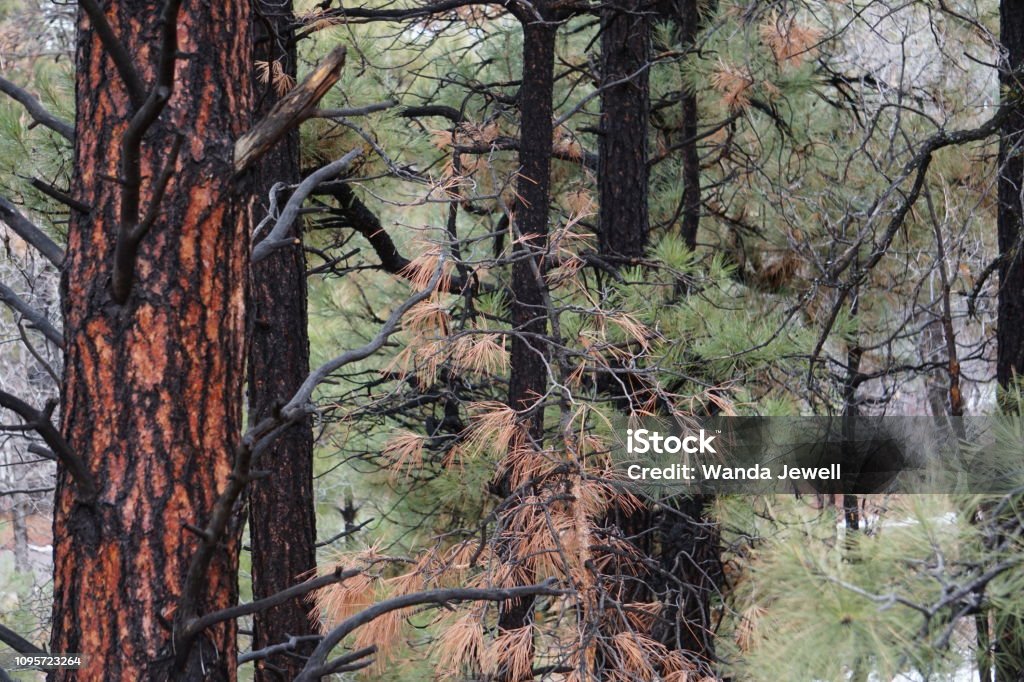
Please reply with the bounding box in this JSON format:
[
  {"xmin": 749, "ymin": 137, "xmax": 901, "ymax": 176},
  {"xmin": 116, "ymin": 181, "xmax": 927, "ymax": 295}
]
[
  {"xmin": 246, "ymin": 3, "xmax": 317, "ymax": 680},
  {"xmin": 651, "ymin": 495, "xmax": 721, "ymax": 670},
  {"xmin": 507, "ymin": 19, "xmax": 557, "ymax": 442},
  {"xmin": 598, "ymin": 0, "xmax": 650, "ymax": 257},
  {"xmin": 991, "ymin": 6, "xmax": 1024, "ymax": 681},
  {"xmin": 52, "ymin": 1, "xmax": 252, "ymax": 678},
  {"xmin": 500, "ymin": 16, "xmax": 557, "ymax": 650},
  {"xmin": 999, "ymin": 1, "xmax": 1024, "ymax": 392},
  {"xmin": 676, "ymin": 0, "xmax": 701, "ymax": 249},
  {"xmin": 596, "ymin": 2, "xmax": 720, "ymax": 671}
]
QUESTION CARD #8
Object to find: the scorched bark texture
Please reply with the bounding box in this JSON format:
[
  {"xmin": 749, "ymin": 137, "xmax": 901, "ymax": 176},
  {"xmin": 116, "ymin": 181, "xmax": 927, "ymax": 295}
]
[{"xmin": 51, "ymin": 2, "xmax": 253, "ymax": 679}]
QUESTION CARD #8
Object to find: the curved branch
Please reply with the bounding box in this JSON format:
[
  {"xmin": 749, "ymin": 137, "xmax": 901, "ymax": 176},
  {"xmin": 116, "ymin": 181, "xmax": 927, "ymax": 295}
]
[
  {"xmin": 251, "ymin": 149, "xmax": 362, "ymax": 263},
  {"xmin": 968, "ymin": 254, "xmax": 1003, "ymax": 318},
  {"xmin": 0, "ymin": 196, "xmax": 64, "ymax": 267},
  {"xmin": 0, "ymin": 77, "xmax": 74, "ymax": 141},
  {"xmin": 280, "ymin": 260, "xmax": 444, "ymax": 421},
  {"xmin": 0, "ymin": 391, "xmax": 94, "ymax": 502},
  {"xmin": 400, "ymin": 104, "xmax": 465, "ymax": 123}
]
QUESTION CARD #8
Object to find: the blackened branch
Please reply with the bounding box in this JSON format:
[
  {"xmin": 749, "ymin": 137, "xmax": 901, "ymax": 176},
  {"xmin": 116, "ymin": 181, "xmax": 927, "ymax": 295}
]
[
  {"xmin": 183, "ymin": 567, "xmax": 360, "ymax": 638},
  {"xmin": 318, "ymin": 183, "xmax": 471, "ymax": 292},
  {"xmin": 0, "ymin": 390, "xmax": 95, "ymax": 502},
  {"xmin": 78, "ymin": 0, "xmax": 146, "ymax": 108},
  {"xmin": 0, "ymin": 623, "xmax": 44, "ymax": 655},
  {"xmin": 0, "ymin": 195, "xmax": 65, "ymax": 267},
  {"xmin": 400, "ymin": 105, "xmax": 465, "ymax": 123},
  {"xmin": 109, "ymin": 0, "xmax": 185, "ymax": 304},
  {"xmin": 28, "ymin": 178, "xmax": 90, "ymax": 214}
]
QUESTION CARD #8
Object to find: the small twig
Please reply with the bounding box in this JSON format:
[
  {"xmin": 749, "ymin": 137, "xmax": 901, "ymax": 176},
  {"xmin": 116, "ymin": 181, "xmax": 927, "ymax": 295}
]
[
  {"xmin": 315, "ymin": 518, "xmax": 373, "ymax": 547},
  {"xmin": 312, "ymin": 99, "xmax": 397, "ymax": 118},
  {"xmin": 17, "ymin": 322, "xmax": 61, "ymax": 384},
  {"xmin": 28, "ymin": 177, "xmax": 90, "ymax": 213},
  {"xmin": 967, "ymin": 254, "xmax": 1003, "ymax": 317},
  {"xmin": 239, "ymin": 635, "xmax": 324, "ymax": 664}
]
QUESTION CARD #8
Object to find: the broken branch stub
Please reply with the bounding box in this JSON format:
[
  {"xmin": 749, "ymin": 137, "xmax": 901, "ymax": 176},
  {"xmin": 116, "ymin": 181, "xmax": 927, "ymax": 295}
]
[{"xmin": 234, "ymin": 46, "xmax": 347, "ymax": 173}]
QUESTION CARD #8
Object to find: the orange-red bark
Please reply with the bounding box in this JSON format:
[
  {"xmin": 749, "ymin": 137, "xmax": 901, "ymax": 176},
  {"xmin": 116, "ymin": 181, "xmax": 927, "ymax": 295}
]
[{"xmin": 51, "ymin": 3, "xmax": 252, "ymax": 679}]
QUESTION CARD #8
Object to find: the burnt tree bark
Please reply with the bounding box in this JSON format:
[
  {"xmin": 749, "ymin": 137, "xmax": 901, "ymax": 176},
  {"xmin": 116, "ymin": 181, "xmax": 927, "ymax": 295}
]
[
  {"xmin": 246, "ymin": 3, "xmax": 318, "ymax": 681},
  {"xmin": 596, "ymin": 3, "xmax": 719, "ymax": 671},
  {"xmin": 507, "ymin": 19, "xmax": 557, "ymax": 442},
  {"xmin": 499, "ymin": 15, "xmax": 558, "ymax": 659},
  {"xmin": 675, "ymin": 0, "xmax": 701, "ymax": 249},
  {"xmin": 992, "ymin": 6, "xmax": 1024, "ymax": 681},
  {"xmin": 598, "ymin": 0, "xmax": 650, "ymax": 257},
  {"xmin": 999, "ymin": 1, "xmax": 1024, "ymax": 392},
  {"xmin": 51, "ymin": 2, "xmax": 252, "ymax": 679}
]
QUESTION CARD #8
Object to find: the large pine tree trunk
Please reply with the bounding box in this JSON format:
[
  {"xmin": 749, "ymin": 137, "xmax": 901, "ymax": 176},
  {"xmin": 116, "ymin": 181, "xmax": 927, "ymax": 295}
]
[
  {"xmin": 598, "ymin": 0, "xmax": 650, "ymax": 258},
  {"xmin": 51, "ymin": 2, "xmax": 252, "ymax": 679},
  {"xmin": 246, "ymin": 3, "xmax": 318, "ymax": 679}
]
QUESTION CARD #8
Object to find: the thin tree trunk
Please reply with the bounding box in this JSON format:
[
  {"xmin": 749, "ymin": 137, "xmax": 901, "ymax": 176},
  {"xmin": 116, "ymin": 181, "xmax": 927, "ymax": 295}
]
[
  {"xmin": 677, "ymin": 0, "xmax": 701, "ymax": 249},
  {"xmin": 595, "ymin": 2, "xmax": 720, "ymax": 672},
  {"xmin": 51, "ymin": 2, "xmax": 252, "ymax": 679},
  {"xmin": 500, "ymin": 16, "xmax": 557, "ymax": 656},
  {"xmin": 991, "ymin": 5, "xmax": 1024, "ymax": 679},
  {"xmin": 507, "ymin": 21, "xmax": 557, "ymax": 442},
  {"xmin": 999, "ymin": 0, "xmax": 1024, "ymax": 392},
  {"xmin": 598, "ymin": 0, "xmax": 650, "ymax": 258},
  {"xmin": 246, "ymin": 3, "xmax": 317, "ymax": 680}
]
